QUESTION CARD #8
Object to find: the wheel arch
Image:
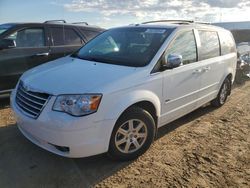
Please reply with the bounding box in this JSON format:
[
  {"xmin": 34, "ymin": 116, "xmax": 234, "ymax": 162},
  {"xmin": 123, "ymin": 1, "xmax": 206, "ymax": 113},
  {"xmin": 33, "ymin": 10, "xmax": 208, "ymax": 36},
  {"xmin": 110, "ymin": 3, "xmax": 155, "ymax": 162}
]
[
  {"xmin": 217, "ymin": 71, "xmax": 233, "ymax": 96},
  {"xmin": 104, "ymin": 90, "xmax": 161, "ymax": 145},
  {"xmin": 104, "ymin": 90, "xmax": 161, "ymax": 122},
  {"xmin": 121, "ymin": 101, "xmax": 158, "ymax": 127}
]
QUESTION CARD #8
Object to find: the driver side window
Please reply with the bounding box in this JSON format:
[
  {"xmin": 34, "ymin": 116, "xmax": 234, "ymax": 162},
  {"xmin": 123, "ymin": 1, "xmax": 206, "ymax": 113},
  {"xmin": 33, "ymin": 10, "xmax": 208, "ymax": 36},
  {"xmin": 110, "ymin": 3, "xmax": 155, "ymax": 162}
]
[
  {"xmin": 5, "ymin": 28, "xmax": 45, "ymax": 48},
  {"xmin": 165, "ymin": 30, "xmax": 197, "ymax": 65}
]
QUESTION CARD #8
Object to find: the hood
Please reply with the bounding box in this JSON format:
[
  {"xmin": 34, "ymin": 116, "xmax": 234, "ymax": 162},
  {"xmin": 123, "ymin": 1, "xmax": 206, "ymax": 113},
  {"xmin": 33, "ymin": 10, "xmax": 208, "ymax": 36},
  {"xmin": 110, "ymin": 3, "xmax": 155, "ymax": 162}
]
[{"xmin": 21, "ymin": 56, "xmax": 139, "ymax": 95}]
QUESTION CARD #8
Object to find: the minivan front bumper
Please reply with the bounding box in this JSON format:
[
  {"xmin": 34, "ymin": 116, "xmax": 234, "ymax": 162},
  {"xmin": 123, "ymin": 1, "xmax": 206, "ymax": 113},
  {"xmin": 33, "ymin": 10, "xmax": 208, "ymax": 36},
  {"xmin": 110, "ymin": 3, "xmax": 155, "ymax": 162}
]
[{"xmin": 11, "ymin": 91, "xmax": 115, "ymax": 158}]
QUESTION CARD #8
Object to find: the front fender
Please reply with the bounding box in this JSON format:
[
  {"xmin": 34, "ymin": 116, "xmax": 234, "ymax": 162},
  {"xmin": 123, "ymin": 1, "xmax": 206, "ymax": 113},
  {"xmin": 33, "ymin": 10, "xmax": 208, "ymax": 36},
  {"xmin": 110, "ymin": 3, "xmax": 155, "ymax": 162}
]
[{"xmin": 103, "ymin": 89, "xmax": 161, "ymax": 122}]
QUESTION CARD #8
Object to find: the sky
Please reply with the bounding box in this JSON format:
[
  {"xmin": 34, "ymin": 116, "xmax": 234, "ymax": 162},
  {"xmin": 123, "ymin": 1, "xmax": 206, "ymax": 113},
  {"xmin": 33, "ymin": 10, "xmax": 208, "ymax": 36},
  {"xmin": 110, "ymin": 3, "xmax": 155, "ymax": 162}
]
[{"xmin": 0, "ymin": 0, "xmax": 250, "ymax": 28}]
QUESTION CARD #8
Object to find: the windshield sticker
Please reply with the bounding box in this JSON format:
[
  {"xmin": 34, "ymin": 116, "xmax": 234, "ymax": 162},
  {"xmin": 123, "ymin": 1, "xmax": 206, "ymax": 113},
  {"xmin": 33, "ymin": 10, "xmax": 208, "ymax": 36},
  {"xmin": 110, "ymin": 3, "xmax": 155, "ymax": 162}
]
[{"xmin": 145, "ymin": 29, "xmax": 166, "ymax": 34}]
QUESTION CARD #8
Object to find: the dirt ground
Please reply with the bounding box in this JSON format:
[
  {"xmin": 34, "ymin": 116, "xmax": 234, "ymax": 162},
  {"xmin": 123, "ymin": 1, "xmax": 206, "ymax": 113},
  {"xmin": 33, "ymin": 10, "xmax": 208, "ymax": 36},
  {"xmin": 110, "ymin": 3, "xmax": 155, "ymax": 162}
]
[
  {"xmin": 97, "ymin": 82, "xmax": 250, "ymax": 188},
  {"xmin": 0, "ymin": 81, "xmax": 250, "ymax": 188}
]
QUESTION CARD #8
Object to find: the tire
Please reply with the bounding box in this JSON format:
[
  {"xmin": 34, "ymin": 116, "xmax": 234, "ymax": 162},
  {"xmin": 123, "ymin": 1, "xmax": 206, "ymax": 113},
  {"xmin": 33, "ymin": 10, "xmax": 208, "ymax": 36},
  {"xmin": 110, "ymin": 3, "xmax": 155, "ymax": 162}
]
[
  {"xmin": 211, "ymin": 78, "xmax": 231, "ymax": 107},
  {"xmin": 235, "ymin": 69, "xmax": 245, "ymax": 84},
  {"xmin": 108, "ymin": 107, "xmax": 156, "ymax": 161}
]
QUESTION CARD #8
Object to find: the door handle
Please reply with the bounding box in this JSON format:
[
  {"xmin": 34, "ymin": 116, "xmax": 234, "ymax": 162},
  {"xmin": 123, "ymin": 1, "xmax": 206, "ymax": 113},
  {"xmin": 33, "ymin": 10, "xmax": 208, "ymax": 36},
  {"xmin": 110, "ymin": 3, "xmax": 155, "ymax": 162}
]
[
  {"xmin": 35, "ymin": 52, "xmax": 49, "ymax": 56},
  {"xmin": 193, "ymin": 69, "xmax": 202, "ymax": 74},
  {"xmin": 203, "ymin": 67, "xmax": 211, "ymax": 72}
]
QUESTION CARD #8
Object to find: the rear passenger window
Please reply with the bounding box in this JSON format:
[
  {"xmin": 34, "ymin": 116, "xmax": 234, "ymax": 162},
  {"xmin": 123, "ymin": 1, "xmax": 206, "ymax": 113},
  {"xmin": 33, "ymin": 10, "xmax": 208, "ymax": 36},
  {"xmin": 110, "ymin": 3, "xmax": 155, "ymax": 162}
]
[
  {"xmin": 198, "ymin": 31, "xmax": 220, "ymax": 60},
  {"xmin": 64, "ymin": 28, "xmax": 82, "ymax": 45},
  {"xmin": 50, "ymin": 27, "xmax": 82, "ymax": 46},
  {"xmin": 80, "ymin": 29, "xmax": 100, "ymax": 41},
  {"xmin": 50, "ymin": 28, "xmax": 63, "ymax": 46},
  {"xmin": 219, "ymin": 31, "xmax": 235, "ymax": 55},
  {"xmin": 166, "ymin": 30, "xmax": 197, "ymax": 65}
]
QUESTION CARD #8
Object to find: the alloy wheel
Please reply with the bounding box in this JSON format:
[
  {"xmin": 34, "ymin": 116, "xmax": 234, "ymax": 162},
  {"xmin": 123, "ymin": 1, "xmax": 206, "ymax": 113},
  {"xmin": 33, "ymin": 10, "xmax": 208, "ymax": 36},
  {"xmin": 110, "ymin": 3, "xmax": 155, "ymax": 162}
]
[
  {"xmin": 115, "ymin": 119, "xmax": 148, "ymax": 154},
  {"xmin": 220, "ymin": 82, "xmax": 228, "ymax": 104}
]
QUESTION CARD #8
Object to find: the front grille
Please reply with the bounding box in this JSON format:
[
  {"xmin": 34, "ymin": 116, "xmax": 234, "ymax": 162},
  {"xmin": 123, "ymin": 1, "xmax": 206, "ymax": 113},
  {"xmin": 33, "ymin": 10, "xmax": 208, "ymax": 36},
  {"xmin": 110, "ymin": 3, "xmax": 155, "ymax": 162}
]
[{"xmin": 15, "ymin": 82, "xmax": 50, "ymax": 119}]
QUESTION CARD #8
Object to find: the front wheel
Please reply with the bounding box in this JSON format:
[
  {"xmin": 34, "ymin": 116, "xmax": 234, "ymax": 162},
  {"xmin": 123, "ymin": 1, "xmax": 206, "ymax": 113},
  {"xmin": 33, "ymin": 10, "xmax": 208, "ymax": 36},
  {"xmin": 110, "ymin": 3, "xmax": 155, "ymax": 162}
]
[
  {"xmin": 108, "ymin": 107, "xmax": 155, "ymax": 161},
  {"xmin": 211, "ymin": 78, "xmax": 231, "ymax": 107}
]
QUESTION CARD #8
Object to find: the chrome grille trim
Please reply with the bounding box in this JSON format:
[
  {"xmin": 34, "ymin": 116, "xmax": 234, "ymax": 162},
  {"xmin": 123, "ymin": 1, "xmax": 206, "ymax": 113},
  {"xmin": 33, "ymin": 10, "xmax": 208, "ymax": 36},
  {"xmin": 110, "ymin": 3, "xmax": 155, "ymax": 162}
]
[
  {"xmin": 16, "ymin": 94, "xmax": 42, "ymax": 111},
  {"xmin": 16, "ymin": 90, "xmax": 44, "ymax": 106},
  {"xmin": 15, "ymin": 82, "xmax": 50, "ymax": 119},
  {"xmin": 16, "ymin": 98, "xmax": 39, "ymax": 117},
  {"xmin": 18, "ymin": 84, "xmax": 47, "ymax": 101}
]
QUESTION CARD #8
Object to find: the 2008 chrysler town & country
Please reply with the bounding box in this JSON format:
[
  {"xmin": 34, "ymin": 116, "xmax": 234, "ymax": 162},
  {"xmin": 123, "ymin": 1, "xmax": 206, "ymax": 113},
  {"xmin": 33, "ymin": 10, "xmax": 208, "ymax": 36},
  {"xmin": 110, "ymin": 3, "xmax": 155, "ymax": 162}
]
[{"xmin": 11, "ymin": 20, "xmax": 237, "ymax": 161}]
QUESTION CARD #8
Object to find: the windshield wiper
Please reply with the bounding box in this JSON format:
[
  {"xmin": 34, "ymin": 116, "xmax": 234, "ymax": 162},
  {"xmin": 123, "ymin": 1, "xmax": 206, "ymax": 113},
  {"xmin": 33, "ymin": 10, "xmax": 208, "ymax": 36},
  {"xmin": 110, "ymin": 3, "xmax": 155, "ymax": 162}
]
[
  {"xmin": 72, "ymin": 55, "xmax": 115, "ymax": 64},
  {"xmin": 71, "ymin": 54, "xmax": 97, "ymax": 62},
  {"xmin": 79, "ymin": 56, "xmax": 101, "ymax": 62}
]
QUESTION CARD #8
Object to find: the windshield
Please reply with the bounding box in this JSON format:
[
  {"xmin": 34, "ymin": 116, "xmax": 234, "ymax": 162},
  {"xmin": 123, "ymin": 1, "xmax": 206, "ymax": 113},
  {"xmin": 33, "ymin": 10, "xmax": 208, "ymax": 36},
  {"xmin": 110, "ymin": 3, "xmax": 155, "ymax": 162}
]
[
  {"xmin": 73, "ymin": 27, "xmax": 173, "ymax": 67},
  {"xmin": 0, "ymin": 24, "xmax": 14, "ymax": 35}
]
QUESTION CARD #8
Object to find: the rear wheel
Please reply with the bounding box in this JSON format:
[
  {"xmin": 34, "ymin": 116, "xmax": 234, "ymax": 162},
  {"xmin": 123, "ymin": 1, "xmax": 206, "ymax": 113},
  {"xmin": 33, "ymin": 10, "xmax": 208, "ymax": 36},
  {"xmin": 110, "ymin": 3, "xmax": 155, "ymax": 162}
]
[
  {"xmin": 211, "ymin": 78, "xmax": 231, "ymax": 107},
  {"xmin": 108, "ymin": 107, "xmax": 155, "ymax": 161}
]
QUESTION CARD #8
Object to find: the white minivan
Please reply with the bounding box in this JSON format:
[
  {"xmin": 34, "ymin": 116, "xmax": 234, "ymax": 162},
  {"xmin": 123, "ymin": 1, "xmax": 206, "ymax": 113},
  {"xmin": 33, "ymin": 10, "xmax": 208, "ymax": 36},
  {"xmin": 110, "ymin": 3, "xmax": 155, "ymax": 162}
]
[{"xmin": 11, "ymin": 20, "xmax": 237, "ymax": 161}]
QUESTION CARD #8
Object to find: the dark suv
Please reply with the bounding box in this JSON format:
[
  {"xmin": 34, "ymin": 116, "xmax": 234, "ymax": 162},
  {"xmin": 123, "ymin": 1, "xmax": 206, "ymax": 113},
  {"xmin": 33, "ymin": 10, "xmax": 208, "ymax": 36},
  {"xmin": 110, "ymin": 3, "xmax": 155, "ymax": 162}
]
[{"xmin": 0, "ymin": 20, "xmax": 104, "ymax": 95}]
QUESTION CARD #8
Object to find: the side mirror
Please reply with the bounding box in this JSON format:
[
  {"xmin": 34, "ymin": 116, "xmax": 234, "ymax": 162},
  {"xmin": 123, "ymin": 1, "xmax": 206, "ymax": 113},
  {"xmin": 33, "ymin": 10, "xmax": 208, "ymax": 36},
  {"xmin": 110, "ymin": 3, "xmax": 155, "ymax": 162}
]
[
  {"xmin": 163, "ymin": 54, "xmax": 183, "ymax": 69},
  {"xmin": 0, "ymin": 39, "xmax": 16, "ymax": 50}
]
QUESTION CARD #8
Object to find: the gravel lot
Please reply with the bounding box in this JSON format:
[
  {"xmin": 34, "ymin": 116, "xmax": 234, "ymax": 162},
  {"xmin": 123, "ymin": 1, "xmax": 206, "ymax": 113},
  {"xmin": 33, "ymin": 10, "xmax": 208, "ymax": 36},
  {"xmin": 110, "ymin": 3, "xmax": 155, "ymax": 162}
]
[{"xmin": 0, "ymin": 81, "xmax": 249, "ymax": 188}]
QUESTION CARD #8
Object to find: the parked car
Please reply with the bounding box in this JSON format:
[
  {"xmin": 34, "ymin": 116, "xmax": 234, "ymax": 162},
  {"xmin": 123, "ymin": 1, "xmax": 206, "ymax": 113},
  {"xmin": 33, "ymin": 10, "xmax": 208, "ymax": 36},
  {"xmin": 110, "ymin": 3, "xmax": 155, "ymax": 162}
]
[
  {"xmin": 0, "ymin": 20, "xmax": 104, "ymax": 95},
  {"xmin": 235, "ymin": 42, "xmax": 250, "ymax": 84},
  {"xmin": 11, "ymin": 20, "xmax": 237, "ymax": 161},
  {"xmin": 235, "ymin": 51, "xmax": 250, "ymax": 84}
]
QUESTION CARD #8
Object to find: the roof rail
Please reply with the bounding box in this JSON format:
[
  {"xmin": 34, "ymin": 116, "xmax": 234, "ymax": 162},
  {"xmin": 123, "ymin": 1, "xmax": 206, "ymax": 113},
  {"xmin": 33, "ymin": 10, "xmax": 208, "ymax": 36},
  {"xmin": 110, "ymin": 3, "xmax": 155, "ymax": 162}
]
[
  {"xmin": 44, "ymin": 20, "xmax": 66, "ymax": 23},
  {"xmin": 72, "ymin": 22, "xmax": 88, "ymax": 25},
  {"xmin": 142, "ymin": 20, "xmax": 210, "ymax": 25},
  {"xmin": 195, "ymin": 21, "xmax": 210, "ymax": 25}
]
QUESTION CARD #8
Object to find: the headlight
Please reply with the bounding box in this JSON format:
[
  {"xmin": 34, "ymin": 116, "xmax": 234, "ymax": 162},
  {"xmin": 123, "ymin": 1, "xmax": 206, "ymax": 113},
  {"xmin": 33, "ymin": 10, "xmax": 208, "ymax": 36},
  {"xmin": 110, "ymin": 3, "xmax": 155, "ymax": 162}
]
[{"xmin": 53, "ymin": 94, "xmax": 102, "ymax": 116}]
